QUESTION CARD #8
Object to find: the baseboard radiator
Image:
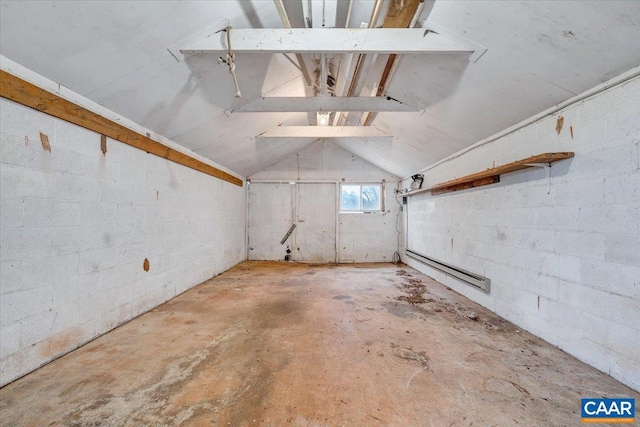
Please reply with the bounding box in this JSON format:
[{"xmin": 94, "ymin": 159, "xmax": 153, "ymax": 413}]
[{"xmin": 405, "ymin": 249, "xmax": 491, "ymax": 293}]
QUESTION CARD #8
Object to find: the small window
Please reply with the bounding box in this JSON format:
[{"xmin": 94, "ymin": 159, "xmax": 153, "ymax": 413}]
[{"xmin": 340, "ymin": 183, "xmax": 382, "ymax": 212}]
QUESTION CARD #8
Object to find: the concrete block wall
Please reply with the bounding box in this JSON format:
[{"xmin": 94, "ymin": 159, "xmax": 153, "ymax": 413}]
[
  {"xmin": 0, "ymin": 98, "xmax": 246, "ymax": 386},
  {"xmin": 338, "ymin": 197, "xmax": 402, "ymax": 263},
  {"xmin": 250, "ymin": 141, "xmax": 401, "ymax": 262},
  {"xmin": 401, "ymin": 74, "xmax": 640, "ymax": 391}
]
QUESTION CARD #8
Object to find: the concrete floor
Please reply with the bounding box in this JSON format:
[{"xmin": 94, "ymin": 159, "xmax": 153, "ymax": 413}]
[{"xmin": 0, "ymin": 261, "xmax": 638, "ymax": 426}]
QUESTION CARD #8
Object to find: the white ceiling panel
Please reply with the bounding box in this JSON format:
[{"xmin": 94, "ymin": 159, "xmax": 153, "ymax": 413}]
[{"xmin": 1, "ymin": 0, "xmax": 639, "ymax": 178}]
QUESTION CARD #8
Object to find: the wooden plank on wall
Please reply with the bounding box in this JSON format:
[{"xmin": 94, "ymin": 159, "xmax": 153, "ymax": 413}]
[
  {"xmin": 431, "ymin": 175, "xmax": 500, "ymax": 195},
  {"xmin": 0, "ymin": 70, "xmax": 243, "ymax": 187},
  {"xmin": 428, "ymin": 152, "xmax": 574, "ymax": 193}
]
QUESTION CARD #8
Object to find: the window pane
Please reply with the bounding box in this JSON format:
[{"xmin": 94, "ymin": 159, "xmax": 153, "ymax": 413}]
[
  {"xmin": 341, "ymin": 185, "xmax": 360, "ymax": 210},
  {"xmin": 361, "ymin": 185, "xmax": 381, "ymax": 211}
]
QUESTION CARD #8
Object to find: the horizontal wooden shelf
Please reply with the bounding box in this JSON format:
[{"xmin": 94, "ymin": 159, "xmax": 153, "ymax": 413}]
[{"xmin": 400, "ymin": 152, "xmax": 574, "ymax": 197}]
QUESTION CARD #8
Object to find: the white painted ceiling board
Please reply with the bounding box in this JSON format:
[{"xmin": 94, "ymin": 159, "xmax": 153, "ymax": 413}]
[
  {"xmin": 280, "ymin": 0, "xmax": 306, "ymax": 28},
  {"xmin": 87, "ymin": 53, "xmax": 304, "ymax": 141},
  {"xmin": 196, "ymin": 137, "xmax": 318, "ymax": 177},
  {"xmin": 331, "ymin": 136, "xmax": 441, "ymax": 179},
  {"xmin": 1, "ymin": 0, "xmax": 639, "ymax": 178},
  {"xmin": 175, "ymin": 109, "xmax": 313, "ymax": 176},
  {"xmin": 347, "ymin": 0, "xmax": 384, "ymax": 28},
  {"xmin": 0, "ymin": 1, "xmax": 280, "ymax": 95},
  {"xmin": 250, "ymin": 140, "xmax": 400, "ymax": 182}
]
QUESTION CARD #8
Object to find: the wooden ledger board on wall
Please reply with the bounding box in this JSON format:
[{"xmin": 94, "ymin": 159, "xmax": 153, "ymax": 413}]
[{"xmin": 0, "ymin": 70, "xmax": 243, "ymax": 187}]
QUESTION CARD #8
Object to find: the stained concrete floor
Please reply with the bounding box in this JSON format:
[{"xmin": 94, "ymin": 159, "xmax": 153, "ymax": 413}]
[{"xmin": 1, "ymin": 261, "xmax": 638, "ymax": 426}]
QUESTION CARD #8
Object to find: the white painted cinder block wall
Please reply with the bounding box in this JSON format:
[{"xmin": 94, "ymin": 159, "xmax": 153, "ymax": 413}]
[
  {"xmin": 0, "ymin": 83, "xmax": 246, "ymax": 385},
  {"xmin": 401, "ymin": 72, "xmax": 640, "ymax": 391},
  {"xmin": 250, "ymin": 141, "xmax": 402, "ymax": 263}
]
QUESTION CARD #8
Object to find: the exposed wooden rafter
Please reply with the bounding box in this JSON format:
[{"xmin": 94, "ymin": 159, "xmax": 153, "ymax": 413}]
[
  {"xmin": 383, "ymin": 0, "xmax": 423, "ymax": 29},
  {"xmin": 364, "ymin": 0, "xmax": 426, "ymax": 126}
]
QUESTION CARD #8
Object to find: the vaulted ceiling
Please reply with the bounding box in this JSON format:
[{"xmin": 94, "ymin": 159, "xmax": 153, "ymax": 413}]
[{"xmin": 1, "ymin": 0, "xmax": 639, "ymax": 178}]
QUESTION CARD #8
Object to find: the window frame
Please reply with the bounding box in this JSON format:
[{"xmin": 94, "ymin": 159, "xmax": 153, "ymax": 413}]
[{"xmin": 339, "ymin": 182, "xmax": 384, "ymax": 213}]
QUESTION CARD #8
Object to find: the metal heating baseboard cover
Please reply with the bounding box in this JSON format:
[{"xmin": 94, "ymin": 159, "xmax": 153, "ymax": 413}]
[{"xmin": 405, "ymin": 249, "xmax": 491, "ymax": 293}]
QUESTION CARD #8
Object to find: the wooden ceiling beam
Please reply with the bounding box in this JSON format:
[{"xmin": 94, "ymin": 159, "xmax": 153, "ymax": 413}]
[
  {"xmin": 234, "ymin": 96, "xmax": 417, "ymax": 113},
  {"xmin": 383, "ymin": 0, "xmax": 423, "ymax": 29},
  {"xmin": 257, "ymin": 126, "xmax": 391, "ymax": 139},
  {"xmin": 180, "ymin": 28, "xmax": 471, "ymax": 55},
  {"xmin": 364, "ymin": 0, "xmax": 426, "ymax": 126}
]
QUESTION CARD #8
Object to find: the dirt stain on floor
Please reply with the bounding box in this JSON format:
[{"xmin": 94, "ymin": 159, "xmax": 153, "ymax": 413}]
[
  {"xmin": 394, "ymin": 276, "xmax": 428, "ymax": 304},
  {"xmin": 1, "ymin": 261, "xmax": 638, "ymax": 427},
  {"xmin": 390, "ymin": 343, "xmax": 430, "ymax": 369},
  {"xmin": 63, "ymin": 325, "xmax": 259, "ymax": 426}
]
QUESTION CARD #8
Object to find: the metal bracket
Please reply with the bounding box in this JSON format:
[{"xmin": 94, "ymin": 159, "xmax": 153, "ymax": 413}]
[
  {"xmin": 524, "ymin": 162, "xmax": 551, "ymax": 194},
  {"xmin": 421, "ymin": 21, "xmax": 487, "ymax": 63},
  {"xmin": 167, "ymin": 19, "xmax": 230, "ymax": 61},
  {"xmin": 280, "ymin": 224, "xmax": 297, "ymax": 245}
]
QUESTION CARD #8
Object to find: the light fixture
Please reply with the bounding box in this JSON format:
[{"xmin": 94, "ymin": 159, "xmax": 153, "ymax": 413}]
[
  {"xmin": 316, "ymin": 112, "xmax": 330, "ymax": 126},
  {"xmin": 410, "ymin": 174, "xmax": 424, "ymax": 190}
]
